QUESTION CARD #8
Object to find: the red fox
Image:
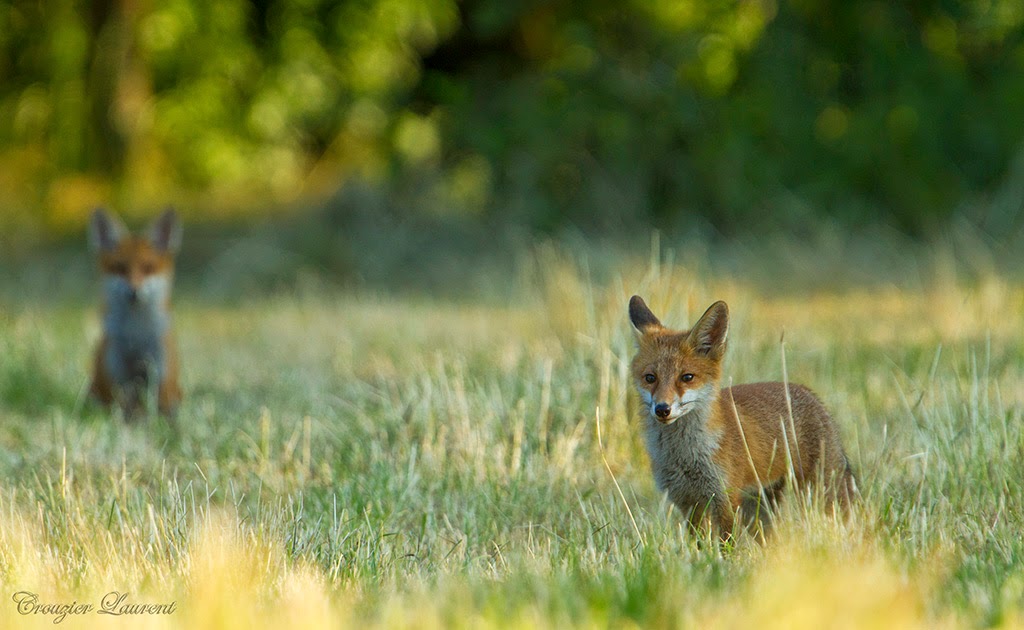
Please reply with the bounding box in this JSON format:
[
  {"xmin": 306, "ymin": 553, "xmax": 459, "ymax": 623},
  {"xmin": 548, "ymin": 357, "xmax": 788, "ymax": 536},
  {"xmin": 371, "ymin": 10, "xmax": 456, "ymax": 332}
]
[
  {"xmin": 628, "ymin": 295, "xmax": 855, "ymax": 537},
  {"xmin": 88, "ymin": 208, "xmax": 182, "ymax": 421}
]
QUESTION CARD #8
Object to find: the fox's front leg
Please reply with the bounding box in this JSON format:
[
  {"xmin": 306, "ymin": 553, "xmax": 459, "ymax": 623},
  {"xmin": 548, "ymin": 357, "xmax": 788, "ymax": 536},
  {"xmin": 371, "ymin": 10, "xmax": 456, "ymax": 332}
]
[
  {"xmin": 687, "ymin": 503, "xmax": 715, "ymax": 538},
  {"xmin": 713, "ymin": 491, "xmax": 744, "ymax": 541},
  {"xmin": 687, "ymin": 495, "xmax": 734, "ymax": 541},
  {"xmin": 157, "ymin": 333, "xmax": 181, "ymax": 420},
  {"xmin": 158, "ymin": 383, "xmax": 180, "ymax": 414},
  {"xmin": 90, "ymin": 343, "xmax": 115, "ymax": 408},
  {"xmin": 116, "ymin": 385, "xmax": 145, "ymax": 422},
  {"xmin": 158, "ymin": 380, "xmax": 181, "ymax": 426}
]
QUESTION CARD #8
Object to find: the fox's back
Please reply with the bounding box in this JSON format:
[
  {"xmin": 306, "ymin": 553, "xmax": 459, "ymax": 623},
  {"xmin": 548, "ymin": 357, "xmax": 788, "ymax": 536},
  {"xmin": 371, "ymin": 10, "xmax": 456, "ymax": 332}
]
[
  {"xmin": 720, "ymin": 382, "xmax": 831, "ymax": 430},
  {"xmin": 714, "ymin": 381, "xmax": 848, "ymax": 485}
]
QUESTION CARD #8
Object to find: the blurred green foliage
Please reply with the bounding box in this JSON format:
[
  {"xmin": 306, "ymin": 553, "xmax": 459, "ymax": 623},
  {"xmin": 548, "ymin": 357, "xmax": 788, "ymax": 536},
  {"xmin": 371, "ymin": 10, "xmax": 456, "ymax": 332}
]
[{"xmin": 2, "ymin": 0, "xmax": 1024, "ymax": 236}]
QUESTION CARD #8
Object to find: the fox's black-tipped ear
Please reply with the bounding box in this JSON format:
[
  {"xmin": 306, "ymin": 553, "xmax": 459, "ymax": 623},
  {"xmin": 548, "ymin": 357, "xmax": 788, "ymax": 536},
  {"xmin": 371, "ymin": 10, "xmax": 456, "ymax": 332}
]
[
  {"xmin": 88, "ymin": 207, "xmax": 128, "ymax": 252},
  {"xmin": 629, "ymin": 295, "xmax": 662, "ymax": 333},
  {"xmin": 148, "ymin": 207, "xmax": 182, "ymax": 253},
  {"xmin": 687, "ymin": 301, "xmax": 729, "ymax": 357}
]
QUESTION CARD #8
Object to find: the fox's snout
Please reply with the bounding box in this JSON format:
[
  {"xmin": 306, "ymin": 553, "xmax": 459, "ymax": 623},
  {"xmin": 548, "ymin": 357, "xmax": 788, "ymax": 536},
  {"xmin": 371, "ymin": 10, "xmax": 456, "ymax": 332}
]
[
  {"xmin": 124, "ymin": 272, "xmax": 147, "ymax": 303},
  {"xmin": 125, "ymin": 272, "xmax": 153, "ymax": 304},
  {"xmin": 114, "ymin": 276, "xmax": 140, "ymax": 302},
  {"xmin": 647, "ymin": 397, "xmax": 690, "ymax": 424},
  {"xmin": 637, "ymin": 381, "xmax": 712, "ymax": 424},
  {"xmin": 105, "ymin": 273, "xmax": 168, "ymax": 309},
  {"xmin": 108, "ymin": 277, "xmax": 142, "ymax": 306}
]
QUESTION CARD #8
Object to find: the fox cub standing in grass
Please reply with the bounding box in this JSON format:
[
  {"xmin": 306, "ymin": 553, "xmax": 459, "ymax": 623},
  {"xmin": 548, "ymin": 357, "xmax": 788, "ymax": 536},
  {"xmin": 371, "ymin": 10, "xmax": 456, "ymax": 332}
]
[
  {"xmin": 88, "ymin": 208, "xmax": 182, "ymax": 421},
  {"xmin": 628, "ymin": 296, "xmax": 855, "ymax": 537}
]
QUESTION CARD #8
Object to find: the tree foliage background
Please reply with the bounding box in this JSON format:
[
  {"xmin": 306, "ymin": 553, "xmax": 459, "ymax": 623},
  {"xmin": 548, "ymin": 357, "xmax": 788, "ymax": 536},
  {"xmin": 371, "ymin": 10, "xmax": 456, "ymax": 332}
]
[{"xmin": 3, "ymin": 0, "xmax": 1024, "ymax": 238}]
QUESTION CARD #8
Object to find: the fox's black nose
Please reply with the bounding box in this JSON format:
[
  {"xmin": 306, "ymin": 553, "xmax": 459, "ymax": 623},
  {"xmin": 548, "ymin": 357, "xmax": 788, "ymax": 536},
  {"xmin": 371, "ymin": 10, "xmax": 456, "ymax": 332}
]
[
  {"xmin": 127, "ymin": 287, "xmax": 139, "ymax": 303},
  {"xmin": 654, "ymin": 403, "xmax": 671, "ymax": 419}
]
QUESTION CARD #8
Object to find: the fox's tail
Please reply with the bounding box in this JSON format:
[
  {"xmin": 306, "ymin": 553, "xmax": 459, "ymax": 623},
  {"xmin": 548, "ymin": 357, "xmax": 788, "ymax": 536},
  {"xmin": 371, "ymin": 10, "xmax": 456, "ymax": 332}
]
[{"xmin": 837, "ymin": 454, "xmax": 859, "ymax": 511}]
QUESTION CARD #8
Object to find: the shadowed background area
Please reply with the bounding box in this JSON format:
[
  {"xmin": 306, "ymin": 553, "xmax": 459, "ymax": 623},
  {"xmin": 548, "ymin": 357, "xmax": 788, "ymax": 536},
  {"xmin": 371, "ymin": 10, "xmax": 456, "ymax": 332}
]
[{"xmin": 2, "ymin": 0, "xmax": 1024, "ymax": 256}]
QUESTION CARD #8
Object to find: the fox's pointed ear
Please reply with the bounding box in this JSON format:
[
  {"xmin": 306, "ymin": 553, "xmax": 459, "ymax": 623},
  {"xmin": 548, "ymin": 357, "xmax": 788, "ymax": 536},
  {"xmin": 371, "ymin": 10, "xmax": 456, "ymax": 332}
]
[
  {"xmin": 88, "ymin": 207, "xmax": 128, "ymax": 252},
  {"xmin": 687, "ymin": 301, "xmax": 729, "ymax": 357},
  {"xmin": 629, "ymin": 295, "xmax": 662, "ymax": 333},
  {"xmin": 148, "ymin": 207, "xmax": 182, "ymax": 253}
]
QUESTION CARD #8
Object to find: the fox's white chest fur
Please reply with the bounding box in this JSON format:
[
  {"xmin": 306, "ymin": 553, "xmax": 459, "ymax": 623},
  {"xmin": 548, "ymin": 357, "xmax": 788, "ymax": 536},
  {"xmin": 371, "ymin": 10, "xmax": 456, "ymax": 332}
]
[
  {"xmin": 102, "ymin": 274, "xmax": 170, "ymax": 385},
  {"xmin": 641, "ymin": 388, "xmax": 725, "ymax": 513}
]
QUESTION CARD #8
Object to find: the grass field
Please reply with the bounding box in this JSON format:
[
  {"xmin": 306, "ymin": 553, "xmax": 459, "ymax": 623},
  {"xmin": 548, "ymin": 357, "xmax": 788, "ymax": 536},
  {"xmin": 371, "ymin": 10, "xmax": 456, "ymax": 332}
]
[{"xmin": 0, "ymin": 235, "xmax": 1022, "ymax": 628}]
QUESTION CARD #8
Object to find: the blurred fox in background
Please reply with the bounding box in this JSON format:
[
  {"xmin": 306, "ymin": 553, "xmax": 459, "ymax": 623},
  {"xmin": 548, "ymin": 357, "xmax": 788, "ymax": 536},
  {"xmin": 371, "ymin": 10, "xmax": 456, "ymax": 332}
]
[{"xmin": 88, "ymin": 208, "xmax": 182, "ymax": 422}]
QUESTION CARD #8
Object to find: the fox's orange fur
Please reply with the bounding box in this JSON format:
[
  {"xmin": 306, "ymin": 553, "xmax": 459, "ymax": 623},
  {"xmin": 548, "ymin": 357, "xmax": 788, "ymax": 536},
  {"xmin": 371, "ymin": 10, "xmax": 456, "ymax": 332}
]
[
  {"xmin": 88, "ymin": 208, "xmax": 182, "ymax": 421},
  {"xmin": 629, "ymin": 296, "xmax": 855, "ymax": 537}
]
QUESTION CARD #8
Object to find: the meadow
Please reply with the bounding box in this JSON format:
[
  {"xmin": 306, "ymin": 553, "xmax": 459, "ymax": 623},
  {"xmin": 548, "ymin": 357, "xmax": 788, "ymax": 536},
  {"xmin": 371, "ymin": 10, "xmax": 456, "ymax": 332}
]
[{"xmin": 0, "ymin": 232, "xmax": 1022, "ymax": 628}]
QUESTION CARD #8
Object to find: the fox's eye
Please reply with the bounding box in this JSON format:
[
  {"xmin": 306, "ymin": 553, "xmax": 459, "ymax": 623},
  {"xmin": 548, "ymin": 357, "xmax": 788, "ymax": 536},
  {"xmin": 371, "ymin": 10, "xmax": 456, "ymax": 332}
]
[
  {"xmin": 680, "ymin": 373, "xmax": 694, "ymax": 383},
  {"xmin": 140, "ymin": 262, "xmax": 156, "ymax": 274},
  {"xmin": 111, "ymin": 263, "xmax": 128, "ymax": 275},
  {"xmin": 644, "ymin": 373, "xmax": 656, "ymax": 384}
]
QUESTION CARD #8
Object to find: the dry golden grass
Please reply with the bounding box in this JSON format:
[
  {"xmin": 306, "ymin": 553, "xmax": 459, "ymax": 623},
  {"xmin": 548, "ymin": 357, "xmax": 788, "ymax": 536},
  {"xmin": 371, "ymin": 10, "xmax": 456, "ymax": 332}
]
[{"xmin": 0, "ymin": 238, "xmax": 1021, "ymax": 627}]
